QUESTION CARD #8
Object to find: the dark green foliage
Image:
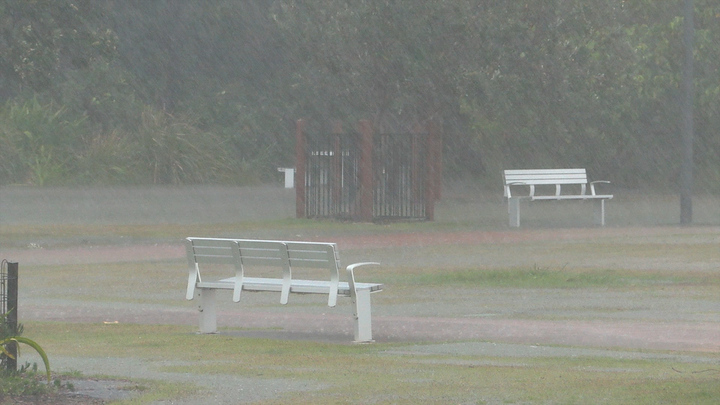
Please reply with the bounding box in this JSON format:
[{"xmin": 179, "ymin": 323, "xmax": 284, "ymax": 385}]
[
  {"xmin": 0, "ymin": 97, "xmax": 88, "ymax": 185},
  {"xmin": 0, "ymin": 0, "xmax": 718, "ymax": 189},
  {"xmin": 1, "ymin": 310, "xmax": 51, "ymax": 387},
  {"xmin": 0, "ymin": 0, "xmax": 117, "ymax": 97},
  {"xmin": 0, "ymin": 364, "xmax": 53, "ymax": 398}
]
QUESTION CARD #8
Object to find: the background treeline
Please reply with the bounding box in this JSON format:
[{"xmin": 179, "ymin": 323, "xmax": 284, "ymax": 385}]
[{"xmin": 0, "ymin": 0, "xmax": 718, "ymax": 190}]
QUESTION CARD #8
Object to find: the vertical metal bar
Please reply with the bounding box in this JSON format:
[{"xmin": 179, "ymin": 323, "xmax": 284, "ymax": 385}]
[
  {"xmin": 424, "ymin": 124, "xmax": 438, "ymax": 221},
  {"xmin": 358, "ymin": 120, "xmax": 374, "ymax": 221},
  {"xmin": 680, "ymin": 0, "xmax": 694, "ymax": 225},
  {"xmin": 6, "ymin": 262, "xmax": 18, "ymax": 372},
  {"xmin": 1, "ymin": 263, "xmax": 5, "ymax": 317},
  {"xmin": 428, "ymin": 120, "xmax": 442, "ymax": 202},
  {"xmin": 410, "ymin": 130, "xmax": 422, "ymax": 217},
  {"xmin": 295, "ymin": 119, "xmax": 307, "ymax": 219},
  {"xmin": 350, "ymin": 131, "xmax": 359, "ymax": 218},
  {"xmin": 332, "ymin": 123, "xmax": 343, "ymax": 216}
]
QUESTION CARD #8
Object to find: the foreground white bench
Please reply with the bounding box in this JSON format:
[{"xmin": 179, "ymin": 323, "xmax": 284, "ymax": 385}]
[
  {"xmin": 503, "ymin": 168, "xmax": 613, "ymax": 227},
  {"xmin": 185, "ymin": 237, "xmax": 383, "ymax": 342}
]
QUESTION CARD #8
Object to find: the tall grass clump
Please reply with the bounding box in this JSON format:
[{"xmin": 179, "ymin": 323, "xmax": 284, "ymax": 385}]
[
  {"xmin": 72, "ymin": 107, "xmax": 259, "ymax": 185},
  {"xmin": 0, "ymin": 97, "xmax": 262, "ymax": 186},
  {"xmin": 129, "ymin": 108, "xmax": 246, "ymax": 184},
  {"xmin": 0, "ymin": 97, "xmax": 88, "ymax": 185}
]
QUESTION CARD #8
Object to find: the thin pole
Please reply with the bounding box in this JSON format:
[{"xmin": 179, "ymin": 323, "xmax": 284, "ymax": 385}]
[
  {"xmin": 6, "ymin": 262, "xmax": 18, "ymax": 372},
  {"xmin": 680, "ymin": 0, "xmax": 694, "ymax": 225},
  {"xmin": 358, "ymin": 120, "xmax": 374, "ymax": 221},
  {"xmin": 295, "ymin": 119, "xmax": 307, "ymax": 219}
]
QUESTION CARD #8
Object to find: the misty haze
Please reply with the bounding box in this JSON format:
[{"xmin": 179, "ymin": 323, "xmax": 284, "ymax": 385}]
[{"xmin": 1, "ymin": 2, "xmax": 719, "ymax": 404}]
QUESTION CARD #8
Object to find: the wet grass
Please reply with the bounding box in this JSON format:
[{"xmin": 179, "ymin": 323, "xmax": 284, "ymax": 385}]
[
  {"xmin": 559, "ymin": 242, "xmax": 720, "ymax": 261},
  {"xmin": 391, "ymin": 266, "xmax": 720, "ymax": 288},
  {"xmin": 7, "ymin": 187, "xmax": 720, "ymax": 403},
  {"xmin": 20, "ymin": 261, "xmax": 186, "ymax": 304},
  {"xmin": 24, "ymin": 322, "xmax": 720, "ymax": 405},
  {"xmin": 0, "ymin": 218, "xmax": 476, "ymax": 249},
  {"xmin": 21, "ymin": 258, "xmax": 720, "ymax": 312}
]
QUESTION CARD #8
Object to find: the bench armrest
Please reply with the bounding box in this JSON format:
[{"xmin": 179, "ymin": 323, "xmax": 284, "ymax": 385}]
[
  {"xmin": 346, "ymin": 262, "xmax": 380, "ymax": 297},
  {"xmin": 186, "ymin": 238, "xmax": 200, "ymax": 300},
  {"xmin": 589, "ymin": 180, "xmax": 610, "ymax": 196},
  {"xmin": 505, "ymin": 182, "xmax": 534, "ymax": 198}
]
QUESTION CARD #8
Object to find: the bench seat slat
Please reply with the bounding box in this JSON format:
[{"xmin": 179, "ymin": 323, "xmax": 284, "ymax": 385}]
[
  {"xmin": 197, "ymin": 277, "xmax": 383, "ymax": 295},
  {"xmin": 530, "ymin": 194, "xmax": 613, "ymax": 201}
]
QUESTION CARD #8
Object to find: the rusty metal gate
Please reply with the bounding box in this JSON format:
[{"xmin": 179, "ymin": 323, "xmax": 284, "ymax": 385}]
[
  {"xmin": 303, "ymin": 131, "xmax": 361, "ymax": 219},
  {"xmin": 296, "ymin": 120, "xmax": 440, "ymax": 221},
  {"xmin": 372, "ymin": 133, "xmax": 428, "ymax": 219}
]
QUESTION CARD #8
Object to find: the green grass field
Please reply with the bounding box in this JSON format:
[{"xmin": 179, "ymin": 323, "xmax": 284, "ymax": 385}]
[
  {"xmin": 21, "ymin": 321, "xmax": 720, "ymax": 404},
  {"xmin": 2, "ymin": 185, "xmax": 719, "ymax": 404}
]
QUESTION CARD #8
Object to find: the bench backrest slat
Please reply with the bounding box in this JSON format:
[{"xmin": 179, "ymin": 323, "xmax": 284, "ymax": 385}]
[
  {"xmin": 503, "ymin": 169, "xmax": 588, "ymax": 185},
  {"xmin": 186, "ymin": 238, "xmax": 242, "ymax": 301},
  {"xmin": 236, "ymin": 240, "xmax": 287, "ymax": 267},
  {"xmin": 503, "ymin": 168, "xmax": 591, "ymax": 198},
  {"xmin": 285, "ymin": 242, "xmax": 338, "ymax": 267},
  {"xmin": 186, "ymin": 237, "xmax": 341, "ymax": 307},
  {"xmin": 188, "ymin": 238, "xmax": 236, "ymax": 264}
]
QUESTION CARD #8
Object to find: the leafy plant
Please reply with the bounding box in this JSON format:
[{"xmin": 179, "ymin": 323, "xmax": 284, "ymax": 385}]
[
  {"xmin": 1, "ymin": 311, "xmax": 51, "ymax": 383},
  {"xmin": 0, "ymin": 97, "xmax": 87, "ymax": 185},
  {"xmin": 131, "ymin": 107, "xmax": 245, "ymax": 185}
]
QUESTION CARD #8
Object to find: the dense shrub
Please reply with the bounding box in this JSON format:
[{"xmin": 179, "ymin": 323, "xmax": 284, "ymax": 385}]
[
  {"xmin": 0, "ymin": 100, "xmax": 265, "ymax": 186},
  {"xmin": 0, "ymin": 98, "xmax": 87, "ymax": 185}
]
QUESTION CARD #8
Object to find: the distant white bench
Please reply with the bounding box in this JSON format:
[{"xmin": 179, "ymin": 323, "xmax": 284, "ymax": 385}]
[
  {"xmin": 185, "ymin": 237, "xmax": 383, "ymax": 342},
  {"xmin": 502, "ymin": 168, "xmax": 613, "ymax": 227}
]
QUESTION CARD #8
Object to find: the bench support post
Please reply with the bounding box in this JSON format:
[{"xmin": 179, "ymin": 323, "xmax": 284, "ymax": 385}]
[
  {"xmin": 196, "ymin": 289, "xmax": 218, "ymax": 334},
  {"xmin": 353, "ymin": 288, "xmax": 373, "ymax": 343},
  {"xmin": 508, "ymin": 198, "xmax": 521, "ymax": 228},
  {"xmin": 594, "ymin": 199, "xmax": 607, "ymax": 226}
]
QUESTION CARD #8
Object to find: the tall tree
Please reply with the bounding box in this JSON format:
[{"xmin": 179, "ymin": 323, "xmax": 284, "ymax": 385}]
[{"xmin": 0, "ymin": 0, "xmax": 117, "ymax": 101}]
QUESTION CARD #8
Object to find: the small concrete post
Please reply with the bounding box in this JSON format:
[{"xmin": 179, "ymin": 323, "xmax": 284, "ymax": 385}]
[{"xmin": 278, "ymin": 168, "xmax": 295, "ymax": 188}]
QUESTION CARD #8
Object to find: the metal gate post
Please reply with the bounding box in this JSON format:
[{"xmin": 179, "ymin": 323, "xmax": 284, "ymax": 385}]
[
  {"xmin": 424, "ymin": 121, "xmax": 442, "ymax": 220},
  {"xmin": 295, "ymin": 119, "xmax": 307, "ymax": 218},
  {"xmin": 331, "ymin": 121, "xmax": 343, "ymax": 216},
  {"xmin": 5, "ymin": 262, "xmax": 18, "ymax": 372},
  {"xmin": 358, "ymin": 120, "xmax": 374, "ymax": 221}
]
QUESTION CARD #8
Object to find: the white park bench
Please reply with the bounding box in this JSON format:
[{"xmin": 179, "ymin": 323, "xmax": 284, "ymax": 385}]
[
  {"xmin": 185, "ymin": 237, "xmax": 383, "ymax": 342},
  {"xmin": 502, "ymin": 168, "xmax": 613, "ymax": 227}
]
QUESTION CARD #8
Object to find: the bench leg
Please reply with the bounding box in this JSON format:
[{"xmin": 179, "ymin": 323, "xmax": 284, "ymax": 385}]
[
  {"xmin": 196, "ymin": 289, "xmax": 218, "ymax": 334},
  {"xmin": 508, "ymin": 198, "xmax": 521, "ymax": 228},
  {"xmin": 594, "ymin": 199, "xmax": 606, "ymax": 226},
  {"xmin": 352, "ymin": 288, "xmax": 374, "ymax": 343}
]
